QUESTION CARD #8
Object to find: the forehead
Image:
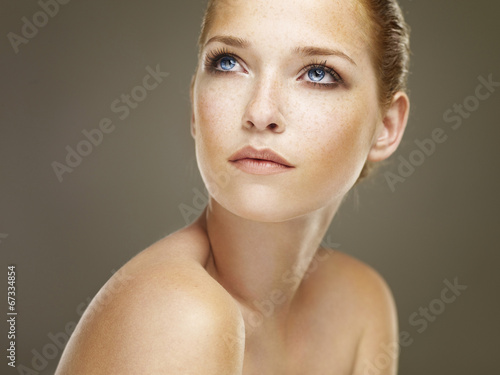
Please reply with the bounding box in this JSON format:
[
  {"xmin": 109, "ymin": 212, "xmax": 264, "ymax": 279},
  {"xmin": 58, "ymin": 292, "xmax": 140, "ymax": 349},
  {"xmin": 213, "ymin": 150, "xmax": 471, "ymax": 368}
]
[{"xmin": 205, "ymin": 0, "xmax": 372, "ymax": 61}]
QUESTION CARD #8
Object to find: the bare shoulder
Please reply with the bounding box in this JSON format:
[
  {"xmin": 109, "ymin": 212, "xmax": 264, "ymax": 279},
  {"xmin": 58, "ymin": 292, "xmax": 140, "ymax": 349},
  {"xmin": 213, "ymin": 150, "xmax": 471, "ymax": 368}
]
[
  {"xmin": 320, "ymin": 248, "xmax": 396, "ymax": 302},
  {"xmin": 56, "ymin": 224, "xmax": 244, "ymax": 375},
  {"xmin": 315, "ymin": 247, "xmax": 396, "ymax": 306},
  {"xmin": 316, "ymin": 247, "xmax": 399, "ymax": 375}
]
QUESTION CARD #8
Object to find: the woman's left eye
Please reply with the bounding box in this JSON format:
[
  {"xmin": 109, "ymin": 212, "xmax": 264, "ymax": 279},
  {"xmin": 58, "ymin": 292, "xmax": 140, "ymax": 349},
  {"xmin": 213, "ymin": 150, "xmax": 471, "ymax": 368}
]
[
  {"xmin": 308, "ymin": 68, "xmax": 326, "ymax": 82},
  {"xmin": 301, "ymin": 65, "xmax": 343, "ymax": 87}
]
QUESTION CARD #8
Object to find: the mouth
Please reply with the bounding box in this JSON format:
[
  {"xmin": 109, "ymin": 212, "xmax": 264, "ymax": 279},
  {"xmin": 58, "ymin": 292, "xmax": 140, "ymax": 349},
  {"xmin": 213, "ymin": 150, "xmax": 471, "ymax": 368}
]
[{"xmin": 229, "ymin": 146, "xmax": 295, "ymax": 175}]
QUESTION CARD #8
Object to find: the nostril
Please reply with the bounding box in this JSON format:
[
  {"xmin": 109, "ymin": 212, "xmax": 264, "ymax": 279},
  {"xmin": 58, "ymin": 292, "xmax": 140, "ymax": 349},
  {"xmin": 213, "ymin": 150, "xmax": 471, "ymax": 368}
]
[{"xmin": 268, "ymin": 123, "xmax": 278, "ymax": 130}]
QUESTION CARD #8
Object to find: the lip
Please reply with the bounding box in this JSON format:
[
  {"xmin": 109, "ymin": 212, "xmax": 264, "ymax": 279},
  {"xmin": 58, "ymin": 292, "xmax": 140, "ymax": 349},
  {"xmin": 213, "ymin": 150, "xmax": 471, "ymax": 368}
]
[{"xmin": 229, "ymin": 146, "xmax": 295, "ymax": 175}]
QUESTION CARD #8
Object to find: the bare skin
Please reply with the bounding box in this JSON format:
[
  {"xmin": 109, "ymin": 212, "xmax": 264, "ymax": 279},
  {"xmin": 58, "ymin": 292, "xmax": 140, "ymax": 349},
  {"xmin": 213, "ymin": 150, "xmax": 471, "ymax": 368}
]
[
  {"xmin": 56, "ymin": 209, "xmax": 398, "ymax": 375},
  {"xmin": 198, "ymin": 203, "xmax": 399, "ymax": 375},
  {"xmin": 56, "ymin": 0, "xmax": 408, "ymax": 373}
]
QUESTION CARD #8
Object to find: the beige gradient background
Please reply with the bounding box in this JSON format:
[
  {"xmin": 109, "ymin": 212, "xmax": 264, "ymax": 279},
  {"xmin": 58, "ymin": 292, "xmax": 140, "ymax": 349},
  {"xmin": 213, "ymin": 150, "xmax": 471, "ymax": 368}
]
[{"xmin": 1, "ymin": 0, "xmax": 499, "ymax": 374}]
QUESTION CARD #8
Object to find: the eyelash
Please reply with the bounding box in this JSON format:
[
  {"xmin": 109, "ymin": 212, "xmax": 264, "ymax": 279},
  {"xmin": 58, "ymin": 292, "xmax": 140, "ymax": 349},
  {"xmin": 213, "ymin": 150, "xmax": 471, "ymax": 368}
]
[
  {"xmin": 204, "ymin": 47, "xmax": 240, "ymax": 75},
  {"xmin": 300, "ymin": 60, "xmax": 344, "ymax": 88},
  {"xmin": 204, "ymin": 48, "xmax": 344, "ymax": 88}
]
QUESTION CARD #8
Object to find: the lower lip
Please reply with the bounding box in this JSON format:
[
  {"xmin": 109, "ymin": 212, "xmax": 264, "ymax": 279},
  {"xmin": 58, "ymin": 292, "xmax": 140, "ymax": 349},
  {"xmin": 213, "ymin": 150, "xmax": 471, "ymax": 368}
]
[{"xmin": 230, "ymin": 158, "xmax": 294, "ymax": 175}]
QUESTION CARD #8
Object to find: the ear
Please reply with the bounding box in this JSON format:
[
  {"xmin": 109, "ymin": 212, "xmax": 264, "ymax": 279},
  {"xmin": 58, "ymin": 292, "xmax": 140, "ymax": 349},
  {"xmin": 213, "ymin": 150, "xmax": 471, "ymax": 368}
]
[
  {"xmin": 190, "ymin": 74, "xmax": 196, "ymax": 138},
  {"xmin": 367, "ymin": 91, "xmax": 410, "ymax": 162}
]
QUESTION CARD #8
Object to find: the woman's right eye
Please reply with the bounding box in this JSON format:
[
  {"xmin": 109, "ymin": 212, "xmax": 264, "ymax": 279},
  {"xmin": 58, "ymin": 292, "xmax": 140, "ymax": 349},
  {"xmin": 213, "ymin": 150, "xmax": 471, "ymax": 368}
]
[
  {"xmin": 204, "ymin": 49, "xmax": 246, "ymax": 74},
  {"xmin": 218, "ymin": 56, "xmax": 237, "ymax": 71}
]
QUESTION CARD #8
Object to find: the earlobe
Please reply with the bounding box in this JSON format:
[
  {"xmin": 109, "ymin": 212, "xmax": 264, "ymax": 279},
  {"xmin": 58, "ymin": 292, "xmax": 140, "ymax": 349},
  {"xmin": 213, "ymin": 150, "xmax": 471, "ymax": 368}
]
[{"xmin": 367, "ymin": 92, "xmax": 410, "ymax": 162}]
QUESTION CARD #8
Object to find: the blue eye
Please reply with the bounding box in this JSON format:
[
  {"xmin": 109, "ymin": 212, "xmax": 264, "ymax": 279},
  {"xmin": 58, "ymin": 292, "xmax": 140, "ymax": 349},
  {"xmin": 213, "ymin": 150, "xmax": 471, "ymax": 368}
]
[
  {"xmin": 220, "ymin": 56, "xmax": 237, "ymax": 71},
  {"xmin": 308, "ymin": 68, "xmax": 326, "ymax": 82},
  {"xmin": 301, "ymin": 63, "xmax": 343, "ymax": 87},
  {"xmin": 204, "ymin": 49, "xmax": 247, "ymax": 74}
]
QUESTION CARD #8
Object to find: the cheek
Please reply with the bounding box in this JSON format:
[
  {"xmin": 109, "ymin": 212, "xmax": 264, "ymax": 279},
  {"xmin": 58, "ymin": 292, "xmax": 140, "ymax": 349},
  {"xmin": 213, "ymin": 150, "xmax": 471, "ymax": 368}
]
[
  {"xmin": 194, "ymin": 74, "xmax": 254, "ymax": 136},
  {"xmin": 193, "ymin": 83, "xmax": 245, "ymax": 193},
  {"xmin": 290, "ymin": 92, "xmax": 375, "ymax": 161},
  {"xmin": 286, "ymin": 91, "xmax": 378, "ymax": 196},
  {"xmin": 195, "ymin": 85, "xmax": 235, "ymax": 154},
  {"xmin": 196, "ymin": 86, "xmax": 231, "ymax": 137}
]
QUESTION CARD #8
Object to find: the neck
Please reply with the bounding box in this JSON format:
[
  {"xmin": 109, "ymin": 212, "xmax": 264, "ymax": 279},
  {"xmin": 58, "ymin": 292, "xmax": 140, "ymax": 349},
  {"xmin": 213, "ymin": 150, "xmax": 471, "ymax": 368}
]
[{"xmin": 197, "ymin": 197, "xmax": 342, "ymax": 332}]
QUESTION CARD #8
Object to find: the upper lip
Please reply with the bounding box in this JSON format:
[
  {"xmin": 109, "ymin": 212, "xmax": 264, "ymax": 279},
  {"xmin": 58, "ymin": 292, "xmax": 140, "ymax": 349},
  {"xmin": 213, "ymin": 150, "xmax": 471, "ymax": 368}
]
[{"xmin": 229, "ymin": 146, "xmax": 294, "ymax": 167}]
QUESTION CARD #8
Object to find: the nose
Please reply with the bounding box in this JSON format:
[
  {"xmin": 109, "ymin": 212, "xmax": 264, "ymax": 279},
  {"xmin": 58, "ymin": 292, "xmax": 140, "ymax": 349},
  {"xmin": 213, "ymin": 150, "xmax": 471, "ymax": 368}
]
[{"xmin": 242, "ymin": 77, "xmax": 286, "ymax": 133}]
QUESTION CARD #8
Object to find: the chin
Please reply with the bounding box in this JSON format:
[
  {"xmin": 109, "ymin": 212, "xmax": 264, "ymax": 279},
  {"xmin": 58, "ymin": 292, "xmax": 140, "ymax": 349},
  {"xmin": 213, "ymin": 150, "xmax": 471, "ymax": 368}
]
[
  {"xmin": 212, "ymin": 185, "xmax": 326, "ymax": 223},
  {"xmin": 226, "ymin": 203, "xmax": 304, "ymax": 223}
]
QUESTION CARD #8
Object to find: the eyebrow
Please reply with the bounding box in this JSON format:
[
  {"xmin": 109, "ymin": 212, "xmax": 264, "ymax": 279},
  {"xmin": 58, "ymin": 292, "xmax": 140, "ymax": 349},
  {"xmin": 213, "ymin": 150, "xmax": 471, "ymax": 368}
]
[
  {"xmin": 293, "ymin": 46, "xmax": 357, "ymax": 66},
  {"xmin": 204, "ymin": 35, "xmax": 357, "ymax": 66},
  {"xmin": 204, "ymin": 35, "xmax": 250, "ymax": 49}
]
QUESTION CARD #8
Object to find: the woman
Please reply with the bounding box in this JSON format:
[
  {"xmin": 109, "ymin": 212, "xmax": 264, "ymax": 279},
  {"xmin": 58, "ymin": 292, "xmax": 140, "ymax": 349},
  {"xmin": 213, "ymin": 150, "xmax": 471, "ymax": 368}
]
[{"xmin": 56, "ymin": 0, "xmax": 410, "ymax": 373}]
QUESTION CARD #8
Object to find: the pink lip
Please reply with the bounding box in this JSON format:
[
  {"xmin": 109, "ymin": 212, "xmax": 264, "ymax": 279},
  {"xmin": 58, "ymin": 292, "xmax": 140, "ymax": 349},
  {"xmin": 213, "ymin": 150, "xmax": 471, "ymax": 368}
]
[{"xmin": 229, "ymin": 146, "xmax": 295, "ymax": 175}]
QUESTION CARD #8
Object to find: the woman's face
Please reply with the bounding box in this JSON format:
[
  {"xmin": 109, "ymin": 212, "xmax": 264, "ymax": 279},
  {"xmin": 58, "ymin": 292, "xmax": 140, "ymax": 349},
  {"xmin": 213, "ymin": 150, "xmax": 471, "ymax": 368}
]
[{"xmin": 191, "ymin": 0, "xmax": 383, "ymax": 222}]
